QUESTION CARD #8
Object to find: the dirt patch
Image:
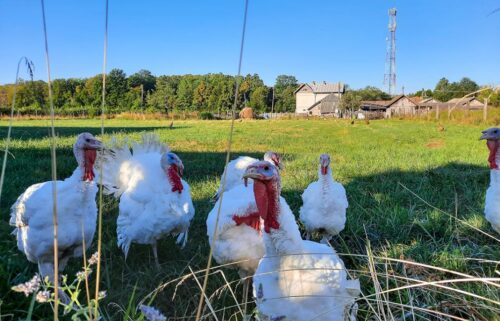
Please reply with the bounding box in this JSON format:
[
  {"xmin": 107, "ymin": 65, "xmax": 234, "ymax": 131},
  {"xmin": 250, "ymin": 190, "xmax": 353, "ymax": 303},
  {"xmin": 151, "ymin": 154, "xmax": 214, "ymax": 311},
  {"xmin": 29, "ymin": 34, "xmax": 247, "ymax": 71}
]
[{"xmin": 426, "ymin": 139, "xmax": 445, "ymax": 149}]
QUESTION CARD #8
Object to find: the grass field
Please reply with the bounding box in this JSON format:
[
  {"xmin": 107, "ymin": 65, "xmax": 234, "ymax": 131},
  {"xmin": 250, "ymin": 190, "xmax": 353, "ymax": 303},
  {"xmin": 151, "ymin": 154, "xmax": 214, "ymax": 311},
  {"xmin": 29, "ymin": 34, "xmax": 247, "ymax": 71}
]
[{"xmin": 0, "ymin": 118, "xmax": 499, "ymax": 320}]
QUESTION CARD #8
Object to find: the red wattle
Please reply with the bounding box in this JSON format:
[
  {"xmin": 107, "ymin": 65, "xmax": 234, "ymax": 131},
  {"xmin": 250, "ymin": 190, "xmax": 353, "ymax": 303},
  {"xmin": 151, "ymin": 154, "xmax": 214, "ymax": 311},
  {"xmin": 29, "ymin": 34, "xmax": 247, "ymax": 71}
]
[
  {"xmin": 487, "ymin": 140, "xmax": 498, "ymax": 169},
  {"xmin": 264, "ymin": 187, "xmax": 280, "ymax": 233},
  {"xmin": 321, "ymin": 166, "xmax": 328, "ymax": 175},
  {"xmin": 83, "ymin": 149, "xmax": 96, "ymax": 181},
  {"xmin": 232, "ymin": 212, "xmax": 260, "ymax": 231},
  {"xmin": 167, "ymin": 166, "xmax": 184, "ymax": 193},
  {"xmin": 254, "ymin": 180, "xmax": 280, "ymax": 233}
]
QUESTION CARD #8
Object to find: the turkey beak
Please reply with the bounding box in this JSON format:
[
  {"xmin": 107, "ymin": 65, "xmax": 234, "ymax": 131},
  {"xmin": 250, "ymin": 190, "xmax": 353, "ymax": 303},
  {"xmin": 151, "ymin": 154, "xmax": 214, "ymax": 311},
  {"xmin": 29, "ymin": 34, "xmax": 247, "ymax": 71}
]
[
  {"xmin": 88, "ymin": 139, "xmax": 103, "ymax": 150},
  {"xmin": 320, "ymin": 159, "xmax": 329, "ymax": 175},
  {"xmin": 276, "ymin": 161, "xmax": 284, "ymax": 171},
  {"xmin": 243, "ymin": 165, "xmax": 262, "ymax": 181},
  {"xmin": 178, "ymin": 163, "xmax": 184, "ymax": 177},
  {"xmin": 273, "ymin": 156, "xmax": 284, "ymax": 170},
  {"xmin": 480, "ymin": 131, "xmax": 494, "ymax": 140}
]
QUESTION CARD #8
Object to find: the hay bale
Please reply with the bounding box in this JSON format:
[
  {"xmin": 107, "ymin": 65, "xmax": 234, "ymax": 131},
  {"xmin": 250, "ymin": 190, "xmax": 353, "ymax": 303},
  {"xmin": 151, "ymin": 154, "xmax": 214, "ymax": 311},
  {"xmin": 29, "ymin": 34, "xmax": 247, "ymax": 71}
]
[{"xmin": 239, "ymin": 107, "xmax": 254, "ymax": 119}]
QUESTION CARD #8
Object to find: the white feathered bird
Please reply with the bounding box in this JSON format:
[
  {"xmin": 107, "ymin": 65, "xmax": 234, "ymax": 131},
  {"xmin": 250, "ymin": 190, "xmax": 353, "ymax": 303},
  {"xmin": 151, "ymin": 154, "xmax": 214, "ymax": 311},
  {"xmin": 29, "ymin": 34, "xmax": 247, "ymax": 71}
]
[
  {"xmin": 207, "ymin": 151, "xmax": 286, "ymax": 275},
  {"xmin": 10, "ymin": 133, "xmax": 102, "ymax": 283},
  {"xmin": 244, "ymin": 161, "xmax": 360, "ymax": 321},
  {"xmin": 98, "ymin": 134, "xmax": 195, "ymax": 267},
  {"xmin": 212, "ymin": 151, "xmax": 283, "ymax": 202},
  {"xmin": 300, "ymin": 154, "xmax": 348, "ymax": 242},
  {"xmin": 481, "ymin": 128, "xmax": 500, "ymax": 234}
]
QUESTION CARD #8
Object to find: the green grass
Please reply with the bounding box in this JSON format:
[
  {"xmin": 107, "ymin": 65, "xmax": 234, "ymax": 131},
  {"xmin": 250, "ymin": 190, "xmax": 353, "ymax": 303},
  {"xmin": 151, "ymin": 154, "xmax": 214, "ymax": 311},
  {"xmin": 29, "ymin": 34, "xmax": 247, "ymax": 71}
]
[{"xmin": 0, "ymin": 118, "xmax": 498, "ymax": 320}]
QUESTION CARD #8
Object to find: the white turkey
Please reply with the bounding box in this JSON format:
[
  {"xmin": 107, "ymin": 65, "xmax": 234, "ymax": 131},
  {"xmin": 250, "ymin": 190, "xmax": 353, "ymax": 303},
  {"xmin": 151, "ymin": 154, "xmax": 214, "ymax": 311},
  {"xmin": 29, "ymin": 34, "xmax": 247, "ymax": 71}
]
[
  {"xmin": 481, "ymin": 128, "xmax": 500, "ymax": 234},
  {"xmin": 300, "ymin": 154, "xmax": 348, "ymax": 242},
  {"xmin": 97, "ymin": 134, "xmax": 195, "ymax": 267},
  {"xmin": 10, "ymin": 133, "xmax": 102, "ymax": 287},
  {"xmin": 244, "ymin": 161, "xmax": 360, "ymax": 321},
  {"xmin": 211, "ymin": 151, "xmax": 283, "ymax": 202},
  {"xmin": 206, "ymin": 152, "xmax": 286, "ymax": 313}
]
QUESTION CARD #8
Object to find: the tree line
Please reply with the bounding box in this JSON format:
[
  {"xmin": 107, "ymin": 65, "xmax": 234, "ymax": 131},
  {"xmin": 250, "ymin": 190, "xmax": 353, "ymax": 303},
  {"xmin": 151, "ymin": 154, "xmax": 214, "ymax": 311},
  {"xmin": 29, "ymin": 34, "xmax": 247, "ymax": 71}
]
[
  {"xmin": 0, "ymin": 71, "xmax": 497, "ymax": 117},
  {"xmin": 0, "ymin": 70, "xmax": 299, "ymax": 116}
]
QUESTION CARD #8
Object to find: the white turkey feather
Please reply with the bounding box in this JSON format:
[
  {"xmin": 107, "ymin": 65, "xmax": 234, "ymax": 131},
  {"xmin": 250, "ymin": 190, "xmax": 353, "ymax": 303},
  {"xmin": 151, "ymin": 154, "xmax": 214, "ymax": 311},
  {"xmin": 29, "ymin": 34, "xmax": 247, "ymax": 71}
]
[
  {"xmin": 485, "ymin": 170, "xmax": 500, "ymax": 234},
  {"xmin": 206, "ymin": 182, "xmax": 264, "ymax": 275}
]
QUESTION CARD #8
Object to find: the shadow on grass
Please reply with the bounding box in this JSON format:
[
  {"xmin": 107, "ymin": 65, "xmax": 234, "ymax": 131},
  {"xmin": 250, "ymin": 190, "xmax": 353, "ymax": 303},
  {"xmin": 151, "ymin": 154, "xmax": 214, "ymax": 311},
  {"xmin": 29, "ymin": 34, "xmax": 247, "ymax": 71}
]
[{"xmin": 0, "ymin": 125, "xmax": 190, "ymax": 141}]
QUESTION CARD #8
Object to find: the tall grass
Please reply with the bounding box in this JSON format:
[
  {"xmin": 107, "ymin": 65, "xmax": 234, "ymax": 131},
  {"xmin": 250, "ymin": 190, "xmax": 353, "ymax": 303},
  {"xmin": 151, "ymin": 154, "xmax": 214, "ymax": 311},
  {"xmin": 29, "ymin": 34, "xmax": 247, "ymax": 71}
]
[{"xmin": 0, "ymin": 118, "xmax": 498, "ymax": 320}]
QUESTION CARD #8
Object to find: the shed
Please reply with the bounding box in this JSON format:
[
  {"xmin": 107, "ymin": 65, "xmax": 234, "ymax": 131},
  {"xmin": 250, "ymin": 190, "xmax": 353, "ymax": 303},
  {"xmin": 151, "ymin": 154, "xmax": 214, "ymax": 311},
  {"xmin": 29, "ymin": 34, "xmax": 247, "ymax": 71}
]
[
  {"xmin": 361, "ymin": 95, "xmax": 417, "ymax": 118},
  {"xmin": 447, "ymin": 97, "xmax": 484, "ymax": 110}
]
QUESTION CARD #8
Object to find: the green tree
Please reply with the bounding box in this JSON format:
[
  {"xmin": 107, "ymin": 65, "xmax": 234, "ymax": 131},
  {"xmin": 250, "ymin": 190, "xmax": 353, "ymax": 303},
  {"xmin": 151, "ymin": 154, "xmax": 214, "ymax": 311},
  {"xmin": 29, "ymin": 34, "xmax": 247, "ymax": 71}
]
[
  {"xmin": 107, "ymin": 68, "xmax": 128, "ymax": 111},
  {"xmin": 249, "ymin": 86, "xmax": 269, "ymax": 112},
  {"xmin": 354, "ymin": 86, "xmax": 391, "ymax": 101},
  {"xmin": 274, "ymin": 75, "xmax": 298, "ymax": 112},
  {"xmin": 338, "ymin": 91, "xmax": 361, "ymax": 112},
  {"xmin": 147, "ymin": 75, "xmax": 179, "ymax": 112}
]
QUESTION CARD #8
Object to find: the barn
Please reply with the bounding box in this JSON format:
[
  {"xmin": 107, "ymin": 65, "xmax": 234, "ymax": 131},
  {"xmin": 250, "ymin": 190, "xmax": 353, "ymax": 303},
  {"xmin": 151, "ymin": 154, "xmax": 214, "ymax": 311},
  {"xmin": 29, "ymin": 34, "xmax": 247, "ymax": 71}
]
[
  {"xmin": 294, "ymin": 82, "xmax": 344, "ymax": 115},
  {"xmin": 360, "ymin": 95, "xmax": 418, "ymax": 118},
  {"xmin": 447, "ymin": 97, "xmax": 484, "ymax": 110}
]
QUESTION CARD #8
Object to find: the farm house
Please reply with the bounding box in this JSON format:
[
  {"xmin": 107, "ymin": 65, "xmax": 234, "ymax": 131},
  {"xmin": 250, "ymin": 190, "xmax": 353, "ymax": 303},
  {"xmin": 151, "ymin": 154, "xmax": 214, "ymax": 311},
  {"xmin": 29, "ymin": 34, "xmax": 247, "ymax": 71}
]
[{"xmin": 294, "ymin": 82, "xmax": 345, "ymax": 114}]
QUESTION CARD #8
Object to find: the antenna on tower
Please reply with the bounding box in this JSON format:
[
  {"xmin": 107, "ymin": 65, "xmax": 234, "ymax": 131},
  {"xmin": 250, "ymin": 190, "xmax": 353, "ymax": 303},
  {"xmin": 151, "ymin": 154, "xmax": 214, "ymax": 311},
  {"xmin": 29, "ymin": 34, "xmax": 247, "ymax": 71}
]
[{"xmin": 384, "ymin": 8, "xmax": 397, "ymax": 96}]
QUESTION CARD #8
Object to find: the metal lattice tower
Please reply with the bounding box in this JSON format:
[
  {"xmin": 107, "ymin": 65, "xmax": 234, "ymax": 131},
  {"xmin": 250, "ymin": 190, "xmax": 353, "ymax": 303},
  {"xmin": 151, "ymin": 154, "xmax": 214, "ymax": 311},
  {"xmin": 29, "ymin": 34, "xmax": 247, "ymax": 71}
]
[{"xmin": 384, "ymin": 8, "xmax": 397, "ymax": 95}]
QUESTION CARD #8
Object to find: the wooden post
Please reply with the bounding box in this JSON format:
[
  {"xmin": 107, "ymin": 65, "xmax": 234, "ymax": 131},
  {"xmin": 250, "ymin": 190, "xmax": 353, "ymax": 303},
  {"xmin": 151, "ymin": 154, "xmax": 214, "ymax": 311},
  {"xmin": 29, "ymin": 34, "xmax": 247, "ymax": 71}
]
[
  {"xmin": 436, "ymin": 104, "xmax": 440, "ymax": 120},
  {"xmin": 484, "ymin": 98, "xmax": 488, "ymax": 122},
  {"xmin": 271, "ymin": 86, "xmax": 275, "ymax": 119}
]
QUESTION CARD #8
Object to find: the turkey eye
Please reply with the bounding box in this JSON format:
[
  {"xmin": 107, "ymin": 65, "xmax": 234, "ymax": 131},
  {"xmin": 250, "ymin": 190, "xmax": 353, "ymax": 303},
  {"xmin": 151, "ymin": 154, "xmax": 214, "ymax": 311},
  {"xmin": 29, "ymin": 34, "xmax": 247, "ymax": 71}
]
[
  {"xmin": 264, "ymin": 166, "xmax": 269, "ymax": 171},
  {"xmin": 85, "ymin": 139, "xmax": 90, "ymax": 142}
]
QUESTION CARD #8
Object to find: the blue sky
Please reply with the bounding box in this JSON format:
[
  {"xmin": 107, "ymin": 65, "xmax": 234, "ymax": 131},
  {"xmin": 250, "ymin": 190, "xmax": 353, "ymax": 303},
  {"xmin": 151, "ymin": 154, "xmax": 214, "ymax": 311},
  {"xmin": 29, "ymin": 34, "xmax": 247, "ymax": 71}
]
[{"xmin": 1, "ymin": 0, "xmax": 499, "ymax": 93}]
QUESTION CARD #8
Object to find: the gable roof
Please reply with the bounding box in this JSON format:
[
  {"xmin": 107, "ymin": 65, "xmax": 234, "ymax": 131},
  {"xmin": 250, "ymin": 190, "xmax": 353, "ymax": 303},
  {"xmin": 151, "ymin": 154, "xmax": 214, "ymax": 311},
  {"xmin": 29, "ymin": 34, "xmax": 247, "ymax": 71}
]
[
  {"xmin": 294, "ymin": 82, "xmax": 345, "ymax": 94},
  {"xmin": 307, "ymin": 93, "xmax": 340, "ymax": 112},
  {"xmin": 361, "ymin": 95, "xmax": 417, "ymax": 110},
  {"xmin": 447, "ymin": 97, "xmax": 481, "ymax": 104}
]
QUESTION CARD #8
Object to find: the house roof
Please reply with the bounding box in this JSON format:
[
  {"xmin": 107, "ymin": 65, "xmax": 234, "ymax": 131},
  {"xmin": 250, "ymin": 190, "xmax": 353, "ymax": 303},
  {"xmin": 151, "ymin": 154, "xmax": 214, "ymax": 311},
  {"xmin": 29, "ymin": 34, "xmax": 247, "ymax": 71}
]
[
  {"xmin": 409, "ymin": 96, "xmax": 423, "ymax": 103},
  {"xmin": 361, "ymin": 95, "xmax": 418, "ymax": 110},
  {"xmin": 447, "ymin": 97, "xmax": 480, "ymax": 104},
  {"xmin": 307, "ymin": 93, "xmax": 340, "ymax": 112},
  {"xmin": 294, "ymin": 82, "xmax": 345, "ymax": 94},
  {"xmin": 421, "ymin": 97, "xmax": 439, "ymax": 104}
]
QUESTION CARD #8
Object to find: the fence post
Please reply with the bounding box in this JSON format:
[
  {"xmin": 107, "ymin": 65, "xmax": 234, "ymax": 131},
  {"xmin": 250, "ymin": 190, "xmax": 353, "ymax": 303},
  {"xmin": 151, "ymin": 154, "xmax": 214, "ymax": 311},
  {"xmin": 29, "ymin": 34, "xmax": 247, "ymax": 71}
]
[
  {"xmin": 436, "ymin": 105, "xmax": 440, "ymax": 120},
  {"xmin": 484, "ymin": 98, "xmax": 488, "ymax": 122}
]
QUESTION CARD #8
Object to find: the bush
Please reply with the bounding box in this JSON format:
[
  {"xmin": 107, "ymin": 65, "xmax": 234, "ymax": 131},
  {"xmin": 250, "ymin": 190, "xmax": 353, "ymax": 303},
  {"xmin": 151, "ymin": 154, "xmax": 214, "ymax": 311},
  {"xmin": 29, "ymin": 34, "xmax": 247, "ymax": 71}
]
[{"xmin": 200, "ymin": 111, "xmax": 215, "ymax": 120}]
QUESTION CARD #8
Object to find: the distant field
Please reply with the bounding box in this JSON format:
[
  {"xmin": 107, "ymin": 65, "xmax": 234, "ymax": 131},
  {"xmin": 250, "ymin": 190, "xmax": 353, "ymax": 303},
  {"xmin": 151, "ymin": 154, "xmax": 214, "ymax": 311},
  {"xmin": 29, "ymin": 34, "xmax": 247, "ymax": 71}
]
[{"xmin": 0, "ymin": 118, "xmax": 498, "ymax": 320}]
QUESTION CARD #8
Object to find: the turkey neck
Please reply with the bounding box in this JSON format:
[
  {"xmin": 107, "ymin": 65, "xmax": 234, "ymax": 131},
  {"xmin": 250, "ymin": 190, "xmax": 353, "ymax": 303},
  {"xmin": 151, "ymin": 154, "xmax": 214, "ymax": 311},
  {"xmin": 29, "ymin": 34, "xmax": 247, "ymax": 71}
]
[
  {"xmin": 319, "ymin": 166, "xmax": 333, "ymax": 198},
  {"xmin": 74, "ymin": 147, "xmax": 96, "ymax": 182},
  {"xmin": 167, "ymin": 165, "xmax": 183, "ymax": 193},
  {"xmin": 488, "ymin": 139, "xmax": 500, "ymax": 183},
  {"xmin": 255, "ymin": 179, "xmax": 303, "ymax": 256}
]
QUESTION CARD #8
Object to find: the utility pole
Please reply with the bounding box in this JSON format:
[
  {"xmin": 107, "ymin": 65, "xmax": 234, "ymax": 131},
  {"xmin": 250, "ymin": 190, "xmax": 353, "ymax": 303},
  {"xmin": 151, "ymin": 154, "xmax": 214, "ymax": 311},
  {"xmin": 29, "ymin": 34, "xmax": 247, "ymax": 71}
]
[
  {"xmin": 484, "ymin": 97, "xmax": 488, "ymax": 122},
  {"xmin": 141, "ymin": 84, "xmax": 144, "ymax": 108},
  {"xmin": 271, "ymin": 86, "xmax": 275, "ymax": 119},
  {"xmin": 384, "ymin": 8, "xmax": 397, "ymax": 96}
]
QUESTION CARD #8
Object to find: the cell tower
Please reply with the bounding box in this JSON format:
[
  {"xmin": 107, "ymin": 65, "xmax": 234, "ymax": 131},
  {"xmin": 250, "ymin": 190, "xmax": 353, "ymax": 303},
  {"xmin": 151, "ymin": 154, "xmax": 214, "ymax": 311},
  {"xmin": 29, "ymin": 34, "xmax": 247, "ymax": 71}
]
[{"xmin": 384, "ymin": 8, "xmax": 397, "ymax": 95}]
